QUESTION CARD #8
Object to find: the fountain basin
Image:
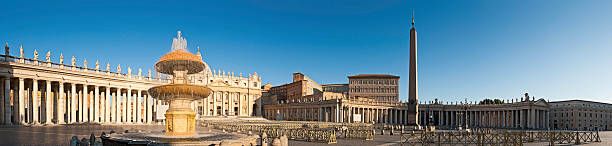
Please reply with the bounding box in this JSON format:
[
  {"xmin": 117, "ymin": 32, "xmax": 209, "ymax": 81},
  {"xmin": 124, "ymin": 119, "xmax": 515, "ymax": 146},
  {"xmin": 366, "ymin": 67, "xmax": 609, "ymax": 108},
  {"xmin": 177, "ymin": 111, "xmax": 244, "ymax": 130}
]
[
  {"xmin": 148, "ymin": 84, "xmax": 211, "ymax": 100},
  {"xmin": 102, "ymin": 132, "xmax": 258, "ymax": 146}
]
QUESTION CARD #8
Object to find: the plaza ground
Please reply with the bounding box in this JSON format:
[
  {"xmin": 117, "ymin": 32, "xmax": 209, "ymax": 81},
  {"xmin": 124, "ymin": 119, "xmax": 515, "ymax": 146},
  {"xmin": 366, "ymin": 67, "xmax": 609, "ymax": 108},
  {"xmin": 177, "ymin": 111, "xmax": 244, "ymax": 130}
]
[{"xmin": 0, "ymin": 125, "xmax": 609, "ymax": 146}]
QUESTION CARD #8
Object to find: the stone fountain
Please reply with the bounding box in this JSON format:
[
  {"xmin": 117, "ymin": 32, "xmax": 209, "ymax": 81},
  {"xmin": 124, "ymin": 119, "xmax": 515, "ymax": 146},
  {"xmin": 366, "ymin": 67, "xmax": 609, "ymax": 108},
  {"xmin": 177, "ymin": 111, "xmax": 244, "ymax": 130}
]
[
  {"xmin": 148, "ymin": 43, "xmax": 209, "ymax": 137},
  {"xmin": 101, "ymin": 31, "xmax": 257, "ymax": 146}
]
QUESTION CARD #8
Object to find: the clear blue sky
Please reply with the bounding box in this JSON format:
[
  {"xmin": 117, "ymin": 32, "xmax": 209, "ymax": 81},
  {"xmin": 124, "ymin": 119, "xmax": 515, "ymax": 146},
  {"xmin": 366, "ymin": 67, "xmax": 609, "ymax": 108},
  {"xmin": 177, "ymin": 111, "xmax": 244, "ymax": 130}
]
[{"xmin": 2, "ymin": 0, "xmax": 611, "ymax": 103}]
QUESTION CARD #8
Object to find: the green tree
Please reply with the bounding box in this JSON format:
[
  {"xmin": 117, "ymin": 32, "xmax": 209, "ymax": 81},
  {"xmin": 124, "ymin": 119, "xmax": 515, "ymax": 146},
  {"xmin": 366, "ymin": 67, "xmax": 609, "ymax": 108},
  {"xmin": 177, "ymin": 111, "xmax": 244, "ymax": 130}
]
[{"xmin": 479, "ymin": 98, "xmax": 504, "ymax": 104}]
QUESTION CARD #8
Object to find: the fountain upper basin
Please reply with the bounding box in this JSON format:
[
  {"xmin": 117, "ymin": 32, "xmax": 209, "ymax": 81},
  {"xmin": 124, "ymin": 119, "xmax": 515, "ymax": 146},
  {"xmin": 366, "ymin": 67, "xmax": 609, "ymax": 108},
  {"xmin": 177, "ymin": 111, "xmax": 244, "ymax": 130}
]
[{"xmin": 148, "ymin": 84, "xmax": 211, "ymax": 100}]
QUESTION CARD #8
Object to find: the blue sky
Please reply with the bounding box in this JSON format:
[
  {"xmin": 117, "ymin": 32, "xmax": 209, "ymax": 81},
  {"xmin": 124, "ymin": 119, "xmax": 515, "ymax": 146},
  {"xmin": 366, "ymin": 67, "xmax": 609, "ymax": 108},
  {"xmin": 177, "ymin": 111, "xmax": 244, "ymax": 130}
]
[{"xmin": 1, "ymin": 0, "xmax": 611, "ymax": 103}]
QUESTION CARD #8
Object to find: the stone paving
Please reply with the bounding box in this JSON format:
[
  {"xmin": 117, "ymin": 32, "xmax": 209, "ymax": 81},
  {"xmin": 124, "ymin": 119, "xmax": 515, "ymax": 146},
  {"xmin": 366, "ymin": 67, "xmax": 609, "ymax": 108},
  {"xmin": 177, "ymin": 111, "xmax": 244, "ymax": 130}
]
[
  {"xmin": 0, "ymin": 125, "xmax": 609, "ymax": 146},
  {"xmin": 0, "ymin": 124, "xmax": 216, "ymax": 146}
]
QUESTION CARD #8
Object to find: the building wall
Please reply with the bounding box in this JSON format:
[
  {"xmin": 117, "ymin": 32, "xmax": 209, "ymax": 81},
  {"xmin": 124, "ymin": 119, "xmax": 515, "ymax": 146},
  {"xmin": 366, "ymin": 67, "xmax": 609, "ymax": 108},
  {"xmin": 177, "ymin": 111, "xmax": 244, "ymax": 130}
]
[
  {"xmin": 348, "ymin": 75, "xmax": 399, "ymax": 103},
  {"xmin": 550, "ymin": 100, "xmax": 612, "ymax": 131},
  {"xmin": 322, "ymin": 84, "xmax": 348, "ymax": 93},
  {"xmin": 262, "ymin": 73, "xmax": 413, "ymax": 125},
  {"xmin": 267, "ymin": 73, "xmax": 321, "ymax": 103}
]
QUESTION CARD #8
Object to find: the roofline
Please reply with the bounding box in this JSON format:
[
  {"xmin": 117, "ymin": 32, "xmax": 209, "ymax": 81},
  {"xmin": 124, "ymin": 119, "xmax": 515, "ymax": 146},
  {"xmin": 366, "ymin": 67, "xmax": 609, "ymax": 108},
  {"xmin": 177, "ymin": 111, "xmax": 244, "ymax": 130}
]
[
  {"xmin": 549, "ymin": 99, "xmax": 612, "ymax": 106},
  {"xmin": 322, "ymin": 84, "xmax": 348, "ymax": 86},
  {"xmin": 348, "ymin": 74, "xmax": 400, "ymax": 79}
]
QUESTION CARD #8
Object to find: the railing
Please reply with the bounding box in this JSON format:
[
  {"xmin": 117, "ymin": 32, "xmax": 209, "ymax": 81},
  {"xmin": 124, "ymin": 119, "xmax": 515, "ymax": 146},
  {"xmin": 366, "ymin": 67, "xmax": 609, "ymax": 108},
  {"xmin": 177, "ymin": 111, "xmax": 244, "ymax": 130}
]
[
  {"xmin": 400, "ymin": 130, "xmax": 601, "ymax": 146},
  {"xmin": 200, "ymin": 120, "xmax": 376, "ymax": 144}
]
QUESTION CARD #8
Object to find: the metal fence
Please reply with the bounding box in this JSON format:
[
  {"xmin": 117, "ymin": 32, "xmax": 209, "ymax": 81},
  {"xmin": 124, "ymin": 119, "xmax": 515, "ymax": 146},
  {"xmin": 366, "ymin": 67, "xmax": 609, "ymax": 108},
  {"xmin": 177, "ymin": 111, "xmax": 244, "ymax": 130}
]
[
  {"xmin": 400, "ymin": 130, "xmax": 600, "ymax": 146},
  {"xmin": 200, "ymin": 121, "xmax": 377, "ymax": 144}
]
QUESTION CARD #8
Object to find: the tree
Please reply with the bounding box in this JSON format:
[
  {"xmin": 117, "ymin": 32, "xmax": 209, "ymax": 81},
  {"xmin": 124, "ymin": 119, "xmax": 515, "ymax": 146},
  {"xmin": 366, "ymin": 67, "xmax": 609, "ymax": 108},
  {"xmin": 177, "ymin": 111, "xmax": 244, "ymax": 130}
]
[{"xmin": 479, "ymin": 98, "xmax": 504, "ymax": 104}]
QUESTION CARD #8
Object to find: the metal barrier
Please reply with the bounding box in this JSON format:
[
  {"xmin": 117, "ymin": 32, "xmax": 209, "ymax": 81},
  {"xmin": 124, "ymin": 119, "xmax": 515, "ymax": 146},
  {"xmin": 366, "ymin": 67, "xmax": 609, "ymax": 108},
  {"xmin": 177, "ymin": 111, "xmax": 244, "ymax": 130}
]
[{"xmin": 400, "ymin": 130, "xmax": 601, "ymax": 146}]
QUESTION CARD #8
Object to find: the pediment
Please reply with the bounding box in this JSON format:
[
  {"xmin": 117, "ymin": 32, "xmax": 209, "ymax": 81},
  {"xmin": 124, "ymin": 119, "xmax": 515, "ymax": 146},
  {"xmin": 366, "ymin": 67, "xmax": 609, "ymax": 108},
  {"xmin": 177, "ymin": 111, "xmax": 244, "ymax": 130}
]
[{"xmin": 534, "ymin": 99, "xmax": 549, "ymax": 106}]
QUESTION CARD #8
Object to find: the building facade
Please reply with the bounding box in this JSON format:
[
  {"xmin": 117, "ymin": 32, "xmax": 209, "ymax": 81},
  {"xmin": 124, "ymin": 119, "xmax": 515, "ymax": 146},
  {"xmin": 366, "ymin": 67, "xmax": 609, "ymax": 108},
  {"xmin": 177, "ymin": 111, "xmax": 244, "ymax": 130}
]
[
  {"xmin": 0, "ymin": 31, "xmax": 262, "ymax": 125},
  {"xmin": 267, "ymin": 73, "xmax": 321, "ymax": 103},
  {"xmin": 348, "ymin": 74, "xmax": 399, "ymax": 103},
  {"xmin": 262, "ymin": 73, "xmax": 414, "ymax": 125},
  {"xmin": 550, "ymin": 100, "xmax": 612, "ymax": 131}
]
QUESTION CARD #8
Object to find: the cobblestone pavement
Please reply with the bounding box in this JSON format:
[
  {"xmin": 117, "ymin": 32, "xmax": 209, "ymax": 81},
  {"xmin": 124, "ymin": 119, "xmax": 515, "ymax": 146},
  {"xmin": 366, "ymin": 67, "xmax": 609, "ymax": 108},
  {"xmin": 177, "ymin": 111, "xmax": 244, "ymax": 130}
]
[
  {"xmin": 290, "ymin": 134, "xmax": 403, "ymax": 146},
  {"xmin": 0, "ymin": 124, "xmax": 190, "ymax": 146},
  {"xmin": 0, "ymin": 125, "xmax": 609, "ymax": 146}
]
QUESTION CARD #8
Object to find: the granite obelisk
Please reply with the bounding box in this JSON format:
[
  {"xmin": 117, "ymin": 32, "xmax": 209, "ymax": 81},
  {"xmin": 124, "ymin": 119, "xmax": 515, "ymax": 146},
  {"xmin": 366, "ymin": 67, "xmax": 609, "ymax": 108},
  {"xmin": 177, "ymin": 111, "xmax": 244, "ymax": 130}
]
[{"xmin": 407, "ymin": 11, "xmax": 420, "ymax": 128}]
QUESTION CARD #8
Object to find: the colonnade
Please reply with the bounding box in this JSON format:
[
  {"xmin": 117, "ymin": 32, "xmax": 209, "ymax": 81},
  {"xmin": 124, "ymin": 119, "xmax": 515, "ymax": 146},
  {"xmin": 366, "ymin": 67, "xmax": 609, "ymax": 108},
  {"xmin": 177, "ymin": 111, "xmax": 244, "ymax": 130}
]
[
  {"xmin": 0, "ymin": 76, "xmax": 161, "ymax": 125},
  {"xmin": 200, "ymin": 91, "xmax": 255, "ymax": 117},
  {"xmin": 264, "ymin": 104, "xmax": 412, "ymax": 125},
  {"xmin": 419, "ymin": 108, "xmax": 550, "ymax": 129}
]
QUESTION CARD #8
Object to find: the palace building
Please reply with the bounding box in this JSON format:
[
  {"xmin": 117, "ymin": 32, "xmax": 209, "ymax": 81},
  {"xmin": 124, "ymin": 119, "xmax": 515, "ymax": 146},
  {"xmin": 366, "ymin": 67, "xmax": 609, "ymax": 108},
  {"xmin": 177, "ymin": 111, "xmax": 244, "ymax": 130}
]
[
  {"xmin": 550, "ymin": 100, "xmax": 612, "ymax": 131},
  {"xmin": 262, "ymin": 73, "xmax": 414, "ymax": 125},
  {"xmin": 0, "ymin": 31, "xmax": 263, "ymax": 125}
]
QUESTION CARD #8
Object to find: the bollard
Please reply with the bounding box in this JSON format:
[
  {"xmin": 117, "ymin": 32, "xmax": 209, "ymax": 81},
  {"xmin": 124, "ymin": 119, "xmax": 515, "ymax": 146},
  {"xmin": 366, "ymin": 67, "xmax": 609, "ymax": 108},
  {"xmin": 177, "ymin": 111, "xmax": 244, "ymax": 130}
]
[
  {"xmin": 381, "ymin": 129, "xmax": 385, "ymax": 135},
  {"xmin": 280, "ymin": 135, "xmax": 288, "ymax": 146},
  {"xmin": 80, "ymin": 138, "xmax": 88, "ymax": 146},
  {"xmin": 271, "ymin": 138, "xmax": 281, "ymax": 146},
  {"xmin": 575, "ymin": 131, "xmax": 581, "ymax": 144},
  {"xmin": 89, "ymin": 133, "xmax": 96, "ymax": 146},
  {"xmin": 261, "ymin": 132, "xmax": 268, "ymax": 146},
  {"xmin": 70, "ymin": 136, "xmax": 79, "ymax": 146},
  {"xmin": 596, "ymin": 130, "xmax": 601, "ymax": 142}
]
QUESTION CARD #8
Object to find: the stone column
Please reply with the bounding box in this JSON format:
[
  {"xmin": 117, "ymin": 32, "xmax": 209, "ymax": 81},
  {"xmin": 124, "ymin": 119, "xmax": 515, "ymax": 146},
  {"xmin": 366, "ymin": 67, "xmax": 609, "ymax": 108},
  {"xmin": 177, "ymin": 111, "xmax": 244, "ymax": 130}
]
[
  {"xmin": 111, "ymin": 90, "xmax": 116, "ymax": 123},
  {"xmin": 18, "ymin": 78, "xmax": 25, "ymax": 125},
  {"xmin": 137, "ymin": 90, "xmax": 142, "ymax": 123},
  {"xmin": 3, "ymin": 77, "xmax": 11, "ymax": 125},
  {"xmin": 546, "ymin": 110, "xmax": 550, "ymax": 129},
  {"xmin": 535, "ymin": 109, "xmax": 539, "ymax": 129},
  {"xmin": 221, "ymin": 92, "xmax": 225, "ymax": 116},
  {"xmin": 115, "ymin": 88, "xmax": 120, "ymax": 123},
  {"xmin": 78, "ymin": 86, "xmax": 83, "ymax": 122},
  {"xmin": 105, "ymin": 87, "xmax": 110, "ymax": 123},
  {"xmin": 1, "ymin": 78, "xmax": 5, "ymax": 124},
  {"xmin": 122, "ymin": 91, "xmax": 127, "ymax": 122},
  {"xmin": 204, "ymin": 96, "xmax": 208, "ymax": 116},
  {"xmin": 70, "ymin": 83, "xmax": 76, "ymax": 123},
  {"xmin": 94, "ymin": 85, "xmax": 99, "ymax": 123},
  {"xmin": 519, "ymin": 109, "xmax": 524, "ymax": 129},
  {"xmin": 32, "ymin": 79, "xmax": 39, "ymax": 124},
  {"xmin": 126, "ymin": 89, "xmax": 131, "ymax": 123},
  {"xmin": 57, "ymin": 82, "xmax": 64, "ymax": 124},
  {"xmin": 147, "ymin": 94, "xmax": 152, "ymax": 123},
  {"xmin": 89, "ymin": 88, "xmax": 94, "ymax": 122},
  {"xmin": 212, "ymin": 92, "xmax": 217, "ymax": 116},
  {"xmin": 44, "ymin": 80, "xmax": 52, "ymax": 124},
  {"xmin": 529, "ymin": 108, "xmax": 534, "ymax": 129},
  {"xmin": 82, "ymin": 85, "xmax": 87, "ymax": 122}
]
